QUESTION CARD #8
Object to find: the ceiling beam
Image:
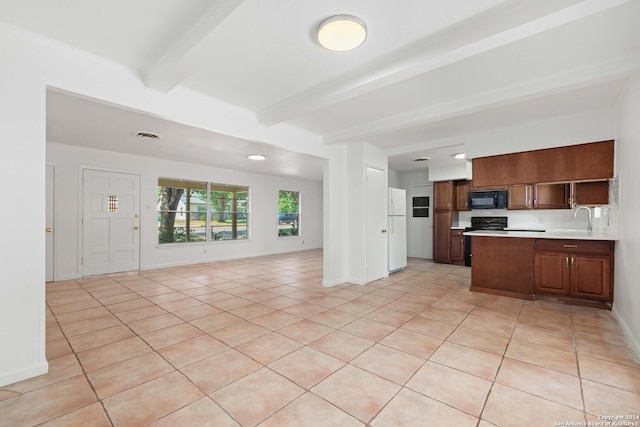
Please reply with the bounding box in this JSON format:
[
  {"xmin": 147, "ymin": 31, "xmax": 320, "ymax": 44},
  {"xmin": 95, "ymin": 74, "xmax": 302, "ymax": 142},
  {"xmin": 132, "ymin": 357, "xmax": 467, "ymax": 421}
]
[
  {"xmin": 144, "ymin": 0, "xmax": 245, "ymax": 92},
  {"xmin": 257, "ymin": 0, "xmax": 632, "ymax": 126},
  {"xmin": 322, "ymin": 53, "xmax": 640, "ymax": 144}
]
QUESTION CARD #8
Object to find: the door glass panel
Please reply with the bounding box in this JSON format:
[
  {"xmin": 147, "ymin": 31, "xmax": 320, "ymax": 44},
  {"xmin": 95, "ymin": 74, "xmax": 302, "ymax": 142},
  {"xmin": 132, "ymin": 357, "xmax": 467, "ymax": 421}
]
[{"xmin": 108, "ymin": 195, "xmax": 119, "ymax": 212}]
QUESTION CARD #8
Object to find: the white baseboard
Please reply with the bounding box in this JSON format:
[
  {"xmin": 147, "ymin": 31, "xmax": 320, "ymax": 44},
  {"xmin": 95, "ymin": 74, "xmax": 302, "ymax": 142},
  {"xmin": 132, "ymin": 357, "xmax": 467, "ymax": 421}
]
[
  {"xmin": 612, "ymin": 307, "xmax": 640, "ymax": 362},
  {"xmin": 322, "ymin": 278, "xmax": 346, "ymax": 287},
  {"xmin": 0, "ymin": 361, "xmax": 48, "ymax": 388}
]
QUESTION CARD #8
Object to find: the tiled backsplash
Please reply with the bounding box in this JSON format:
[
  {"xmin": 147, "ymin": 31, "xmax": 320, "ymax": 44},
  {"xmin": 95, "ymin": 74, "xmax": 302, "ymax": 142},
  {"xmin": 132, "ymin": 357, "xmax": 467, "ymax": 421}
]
[{"xmin": 457, "ymin": 205, "xmax": 618, "ymax": 232}]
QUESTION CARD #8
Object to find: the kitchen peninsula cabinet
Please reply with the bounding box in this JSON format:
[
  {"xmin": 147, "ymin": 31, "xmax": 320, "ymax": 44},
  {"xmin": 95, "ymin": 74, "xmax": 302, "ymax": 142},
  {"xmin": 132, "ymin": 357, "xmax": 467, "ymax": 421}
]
[
  {"xmin": 467, "ymin": 232, "xmax": 615, "ymax": 306},
  {"xmin": 470, "ymin": 236, "xmax": 535, "ymax": 299},
  {"xmin": 534, "ymin": 239, "xmax": 613, "ymax": 303}
]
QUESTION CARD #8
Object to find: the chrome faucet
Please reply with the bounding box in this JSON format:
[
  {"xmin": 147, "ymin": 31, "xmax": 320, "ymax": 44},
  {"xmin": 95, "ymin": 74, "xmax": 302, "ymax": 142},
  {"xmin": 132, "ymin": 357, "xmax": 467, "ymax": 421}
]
[{"xmin": 573, "ymin": 206, "xmax": 592, "ymax": 232}]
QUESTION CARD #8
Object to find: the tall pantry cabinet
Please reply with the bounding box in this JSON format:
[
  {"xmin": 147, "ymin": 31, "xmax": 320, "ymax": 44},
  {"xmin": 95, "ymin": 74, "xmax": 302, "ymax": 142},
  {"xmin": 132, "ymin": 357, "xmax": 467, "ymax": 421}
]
[{"xmin": 433, "ymin": 181, "xmax": 454, "ymax": 263}]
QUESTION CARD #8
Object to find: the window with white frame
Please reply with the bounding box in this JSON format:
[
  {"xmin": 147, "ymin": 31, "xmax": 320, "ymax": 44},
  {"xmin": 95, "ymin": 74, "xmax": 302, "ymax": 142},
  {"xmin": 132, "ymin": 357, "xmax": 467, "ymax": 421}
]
[
  {"xmin": 157, "ymin": 178, "xmax": 248, "ymax": 244},
  {"xmin": 278, "ymin": 190, "xmax": 299, "ymax": 237}
]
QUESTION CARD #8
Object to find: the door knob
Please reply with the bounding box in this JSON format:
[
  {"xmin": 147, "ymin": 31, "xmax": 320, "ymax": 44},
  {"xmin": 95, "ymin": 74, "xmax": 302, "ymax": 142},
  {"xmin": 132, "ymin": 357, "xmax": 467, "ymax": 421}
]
[
  {"xmin": 381, "ymin": 229, "xmax": 387, "ymax": 233},
  {"xmin": 133, "ymin": 226, "xmax": 139, "ymax": 230},
  {"xmin": 45, "ymin": 228, "xmax": 52, "ymax": 233}
]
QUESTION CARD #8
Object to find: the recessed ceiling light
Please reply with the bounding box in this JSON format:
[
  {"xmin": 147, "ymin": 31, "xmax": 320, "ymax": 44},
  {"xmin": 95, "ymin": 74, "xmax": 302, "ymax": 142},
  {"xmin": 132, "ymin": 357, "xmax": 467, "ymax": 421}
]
[
  {"xmin": 317, "ymin": 14, "xmax": 367, "ymax": 52},
  {"xmin": 412, "ymin": 156, "xmax": 431, "ymax": 162},
  {"xmin": 248, "ymin": 154, "xmax": 266, "ymax": 161},
  {"xmin": 452, "ymin": 152, "xmax": 466, "ymax": 159},
  {"xmin": 136, "ymin": 131, "xmax": 160, "ymax": 140}
]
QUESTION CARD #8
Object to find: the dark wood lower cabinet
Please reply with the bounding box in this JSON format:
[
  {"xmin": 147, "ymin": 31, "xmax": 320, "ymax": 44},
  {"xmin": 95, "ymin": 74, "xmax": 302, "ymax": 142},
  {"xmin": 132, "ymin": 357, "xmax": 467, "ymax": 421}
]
[
  {"xmin": 470, "ymin": 236, "xmax": 535, "ymax": 299},
  {"xmin": 470, "ymin": 237, "xmax": 614, "ymax": 306},
  {"xmin": 433, "ymin": 211, "xmax": 452, "ymax": 263},
  {"xmin": 571, "ymin": 253, "xmax": 612, "ymax": 300},
  {"xmin": 450, "ymin": 229, "xmax": 464, "ymax": 264},
  {"xmin": 534, "ymin": 251, "xmax": 570, "ymax": 295},
  {"xmin": 534, "ymin": 239, "xmax": 613, "ymax": 304}
]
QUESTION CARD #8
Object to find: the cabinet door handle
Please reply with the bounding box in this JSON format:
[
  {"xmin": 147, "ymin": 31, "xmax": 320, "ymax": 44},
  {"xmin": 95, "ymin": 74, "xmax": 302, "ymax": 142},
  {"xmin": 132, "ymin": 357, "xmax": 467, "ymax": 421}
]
[
  {"xmin": 565, "ymin": 256, "xmax": 569, "ymax": 268},
  {"xmin": 570, "ymin": 256, "xmax": 574, "ymax": 268},
  {"xmin": 563, "ymin": 244, "xmax": 578, "ymax": 248}
]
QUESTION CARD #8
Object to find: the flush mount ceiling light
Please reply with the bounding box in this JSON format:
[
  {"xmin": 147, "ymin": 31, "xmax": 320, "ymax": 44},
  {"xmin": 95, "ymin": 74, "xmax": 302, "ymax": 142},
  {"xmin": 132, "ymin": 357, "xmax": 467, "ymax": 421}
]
[
  {"xmin": 247, "ymin": 154, "xmax": 266, "ymax": 160},
  {"xmin": 317, "ymin": 14, "xmax": 367, "ymax": 52},
  {"xmin": 452, "ymin": 152, "xmax": 466, "ymax": 159},
  {"xmin": 412, "ymin": 156, "xmax": 431, "ymax": 162},
  {"xmin": 136, "ymin": 131, "xmax": 160, "ymax": 140}
]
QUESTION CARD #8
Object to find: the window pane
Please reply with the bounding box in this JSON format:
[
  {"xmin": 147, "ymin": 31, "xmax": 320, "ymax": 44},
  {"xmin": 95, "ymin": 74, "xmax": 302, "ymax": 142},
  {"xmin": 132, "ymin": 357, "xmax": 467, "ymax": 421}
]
[
  {"xmin": 211, "ymin": 213, "xmax": 248, "ymax": 240},
  {"xmin": 108, "ymin": 195, "xmax": 119, "ymax": 212},
  {"xmin": 158, "ymin": 180, "xmax": 206, "ymax": 244},
  {"xmin": 210, "ymin": 186, "xmax": 249, "ymax": 241},
  {"xmin": 278, "ymin": 190, "xmax": 299, "ymax": 237},
  {"xmin": 159, "ymin": 179, "xmax": 249, "ymax": 244}
]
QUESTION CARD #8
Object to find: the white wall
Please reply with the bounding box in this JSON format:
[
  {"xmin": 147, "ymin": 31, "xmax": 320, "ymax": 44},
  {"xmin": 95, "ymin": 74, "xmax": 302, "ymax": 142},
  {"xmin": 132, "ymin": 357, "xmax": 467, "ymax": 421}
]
[
  {"xmin": 323, "ymin": 145, "xmax": 348, "ymax": 286},
  {"xmin": 0, "ymin": 41, "xmax": 48, "ymax": 386},
  {"xmin": 613, "ymin": 76, "xmax": 640, "ymax": 357},
  {"xmin": 428, "ymin": 162, "xmax": 470, "ymax": 182},
  {"xmin": 388, "ymin": 170, "xmax": 402, "ymax": 188},
  {"xmin": 346, "ymin": 143, "xmax": 388, "ymax": 284},
  {"xmin": 323, "ymin": 142, "xmax": 387, "ymax": 286},
  {"xmin": 0, "ymin": 21, "xmax": 327, "ymax": 386},
  {"xmin": 465, "ymin": 108, "xmax": 616, "ymax": 159},
  {"xmin": 47, "ymin": 142, "xmax": 323, "ymax": 279},
  {"xmin": 401, "ymin": 170, "xmax": 429, "ymax": 187}
]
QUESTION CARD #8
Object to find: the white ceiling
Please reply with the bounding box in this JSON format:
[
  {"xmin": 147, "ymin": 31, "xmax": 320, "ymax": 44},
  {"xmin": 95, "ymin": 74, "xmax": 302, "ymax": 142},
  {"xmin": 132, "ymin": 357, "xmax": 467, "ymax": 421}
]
[{"xmin": 3, "ymin": 0, "xmax": 640, "ymax": 179}]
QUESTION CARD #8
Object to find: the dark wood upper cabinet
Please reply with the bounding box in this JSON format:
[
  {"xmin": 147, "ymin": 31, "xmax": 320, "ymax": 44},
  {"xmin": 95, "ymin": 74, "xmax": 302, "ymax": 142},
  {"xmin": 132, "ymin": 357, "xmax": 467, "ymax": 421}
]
[
  {"xmin": 571, "ymin": 181, "xmax": 609, "ymax": 207},
  {"xmin": 434, "ymin": 181, "xmax": 454, "ymax": 211},
  {"xmin": 454, "ymin": 180, "xmax": 470, "ymax": 211},
  {"xmin": 472, "ymin": 140, "xmax": 614, "ymax": 188},
  {"xmin": 534, "ymin": 183, "xmax": 570, "ymax": 209},
  {"xmin": 507, "ymin": 184, "xmax": 533, "ymax": 210}
]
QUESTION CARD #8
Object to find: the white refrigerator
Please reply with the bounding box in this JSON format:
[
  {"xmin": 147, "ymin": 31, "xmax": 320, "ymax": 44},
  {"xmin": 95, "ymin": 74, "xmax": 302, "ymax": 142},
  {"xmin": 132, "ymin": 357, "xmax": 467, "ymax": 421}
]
[{"xmin": 388, "ymin": 187, "xmax": 407, "ymax": 273}]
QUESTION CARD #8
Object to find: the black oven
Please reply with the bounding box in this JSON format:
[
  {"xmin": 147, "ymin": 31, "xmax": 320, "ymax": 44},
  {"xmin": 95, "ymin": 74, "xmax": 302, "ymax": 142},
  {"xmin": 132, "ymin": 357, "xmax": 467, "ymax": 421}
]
[{"xmin": 464, "ymin": 216, "xmax": 508, "ymax": 267}]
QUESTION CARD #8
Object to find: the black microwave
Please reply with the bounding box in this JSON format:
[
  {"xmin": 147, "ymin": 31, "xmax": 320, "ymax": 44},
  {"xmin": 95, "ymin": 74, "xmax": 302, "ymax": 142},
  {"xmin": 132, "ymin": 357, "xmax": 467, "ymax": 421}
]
[{"xmin": 468, "ymin": 190, "xmax": 507, "ymax": 210}]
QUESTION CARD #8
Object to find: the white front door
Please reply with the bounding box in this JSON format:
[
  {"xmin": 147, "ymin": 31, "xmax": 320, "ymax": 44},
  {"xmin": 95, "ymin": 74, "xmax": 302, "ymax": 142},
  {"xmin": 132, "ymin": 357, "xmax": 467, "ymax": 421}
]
[
  {"xmin": 83, "ymin": 169, "xmax": 140, "ymax": 276},
  {"xmin": 46, "ymin": 164, "xmax": 54, "ymax": 282},
  {"xmin": 366, "ymin": 167, "xmax": 387, "ymax": 282},
  {"xmin": 406, "ymin": 184, "xmax": 433, "ymax": 259}
]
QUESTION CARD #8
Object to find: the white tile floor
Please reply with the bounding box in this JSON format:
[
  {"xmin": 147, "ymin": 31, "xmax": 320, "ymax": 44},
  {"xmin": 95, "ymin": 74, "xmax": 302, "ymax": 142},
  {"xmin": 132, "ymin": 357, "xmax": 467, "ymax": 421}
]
[{"xmin": 1, "ymin": 249, "xmax": 639, "ymax": 426}]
